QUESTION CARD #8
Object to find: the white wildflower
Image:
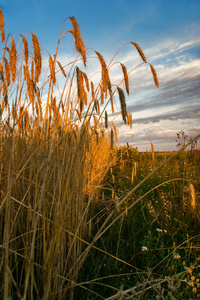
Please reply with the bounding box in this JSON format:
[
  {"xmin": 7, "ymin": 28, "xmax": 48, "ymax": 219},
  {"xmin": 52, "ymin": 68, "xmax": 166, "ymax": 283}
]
[
  {"xmin": 156, "ymin": 228, "xmax": 163, "ymax": 233},
  {"xmin": 173, "ymin": 254, "xmax": 181, "ymax": 259},
  {"xmin": 141, "ymin": 246, "xmax": 148, "ymax": 251}
]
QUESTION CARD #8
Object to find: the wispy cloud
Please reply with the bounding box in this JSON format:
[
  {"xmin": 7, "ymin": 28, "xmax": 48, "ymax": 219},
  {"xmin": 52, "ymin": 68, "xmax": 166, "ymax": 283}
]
[
  {"xmin": 145, "ymin": 38, "xmax": 200, "ymax": 62},
  {"xmin": 109, "ymin": 36, "xmax": 200, "ymax": 151}
]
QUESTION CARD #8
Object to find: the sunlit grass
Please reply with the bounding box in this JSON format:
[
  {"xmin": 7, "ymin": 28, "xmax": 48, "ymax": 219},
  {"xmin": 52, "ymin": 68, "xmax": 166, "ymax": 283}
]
[{"xmin": 0, "ymin": 7, "xmax": 200, "ymax": 299}]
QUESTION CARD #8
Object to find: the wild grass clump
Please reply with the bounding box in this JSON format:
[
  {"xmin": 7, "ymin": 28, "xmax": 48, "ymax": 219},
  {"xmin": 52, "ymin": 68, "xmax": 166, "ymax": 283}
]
[
  {"xmin": 0, "ymin": 8, "xmax": 162, "ymax": 299},
  {"xmin": 1, "ymin": 7, "xmax": 199, "ymax": 299}
]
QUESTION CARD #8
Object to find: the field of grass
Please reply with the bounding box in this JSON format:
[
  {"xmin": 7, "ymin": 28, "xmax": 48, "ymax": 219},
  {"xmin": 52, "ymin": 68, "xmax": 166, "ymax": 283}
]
[
  {"xmin": 79, "ymin": 147, "xmax": 200, "ymax": 299},
  {"xmin": 0, "ymin": 9, "xmax": 200, "ymax": 299}
]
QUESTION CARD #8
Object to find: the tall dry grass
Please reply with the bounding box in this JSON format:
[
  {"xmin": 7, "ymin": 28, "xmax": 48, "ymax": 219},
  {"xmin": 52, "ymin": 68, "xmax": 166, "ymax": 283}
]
[{"xmin": 0, "ymin": 9, "xmax": 161, "ymax": 299}]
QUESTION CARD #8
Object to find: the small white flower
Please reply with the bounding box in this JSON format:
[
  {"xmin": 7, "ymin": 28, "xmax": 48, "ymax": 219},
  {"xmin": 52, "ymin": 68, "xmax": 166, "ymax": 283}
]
[
  {"xmin": 173, "ymin": 254, "xmax": 181, "ymax": 259},
  {"xmin": 156, "ymin": 228, "xmax": 163, "ymax": 233},
  {"xmin": 141, "ymin": 246, "xmax": 148, "ymax": 251},
  {"xmin": 164, "ymin": 230, "xmax": 167, "ymax": 233}
]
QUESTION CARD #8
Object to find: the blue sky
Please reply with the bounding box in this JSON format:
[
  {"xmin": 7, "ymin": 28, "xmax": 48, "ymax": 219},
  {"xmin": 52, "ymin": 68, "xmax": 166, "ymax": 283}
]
[{"xmin": 1, "ymin": 0, "xmax": 200, "ymax": 151}]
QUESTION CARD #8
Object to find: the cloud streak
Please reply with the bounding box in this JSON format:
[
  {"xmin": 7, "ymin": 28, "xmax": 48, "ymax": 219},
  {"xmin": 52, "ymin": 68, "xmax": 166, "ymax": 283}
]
[{"xmin": 110, "ymin": 36, "xmax": 200, "ymax": 151}]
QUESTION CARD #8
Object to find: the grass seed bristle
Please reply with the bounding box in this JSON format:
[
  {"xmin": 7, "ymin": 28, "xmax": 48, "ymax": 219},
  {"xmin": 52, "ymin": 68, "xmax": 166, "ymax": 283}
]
[
  {"xmin": 108, "ymin": 82, "xmax": 114, "ymax": 113},
  {"xmin": 117, "ymin": 86, "xmax": 127, "ymax": 124},
  {"xmin": 0, "ymin": 62, "xmax": 4, "ymax": 81},
  {"xmin": 57, "ymin": 60, "xmax": 66, "ymax": 77},
  {"xmin": 21, "ymin": 35, "xmax": 29, "ymax": 65},
  {"xmin": 189, "ymin": 183, "xmax": 196, "ymax": 210},
  {"xmin": 95, "ymin": 50, "xmax": 110, "ymax": 94},
  {"xmin": 127, "ymin": 111, "xmax": 132, "ymax": 128},
  {"xmin": 76, "ymin": 66, "xmax": 87, "ymax": 107},
  {"xmin": 105, "ymin": 111, "xmax": 108, "ymax": 128},
  {"xmin": 31, "ymin": 32, "xmax": 42, "ymax": 83},
  {"xmin": 111, "ymin": 128, "xmax": 114, "ymax": 149},
  {"xmin": 23, "ymin": 64, "xmax": 27, "ymax": 82},
  {"xmin": 31, "ymin": 60, "xmax": 34, "ymax": 80},
  {"xmin": 91, "ymin": 81, "xmax": 95, "ymax": 102},
  {"xmin": 127, "ymin": 111, "xmax": 130, "ymax": 126},
  {"xmin": 113, "ymin": 123, "xmax": 118, "ymax": 143},
  {"xmin": 3, "ymin": 81, "xmax": 7, "ymax": 99},
  {"xmin": 93, "ymin": 115, "xmax": 97, "ymax": 128},
  {"xmin": 3, "ymin": 57, "xmax": 10, "ymax": 87},
  {"xmin": 94, "ymin": 99, "xmax": 100, "ymax": 114},
  {"xmin": 82, "ymin": 71, "xmax": 90, "ymax": 92},
  {"xmin": 10, "ymin": 37, "xmax": 17, "ymax": 82},
  {"xmin": 151, "ymin": 141, "xmax": 155, "ymax": 160},
  {"xmin": 0, "ymin": 8, "xmax": 5, "ymax": 42},
  {"xmin": 35, "ymin": 87, "xmax": 43, "ymax": 119},
  {"xmin": 69, "ymin": 17, "xmax": 86, "ymax": 66},
  {"xmin": 24, "ymin": 65, "xmax": 34, "ymax": 103},
  {"xmin": 49, "ymin": 55, "xmax": 56, "ymax": 84},
  {"xmin": 110, "ymin": 90, "xmax": 114, "ymax": 114},
  {"xmin": 150, "ymin": 64, "xmax": 159, "ymax": 88},
  {"xmin": 100, "ymin": 84, "xmax": 104, "ymax": 105},
  {"xmin": 131, "ymin": 42, "xmax": 147, "ymax": 63},
  {"xmin": 120, "ymin": 63, "xmax": 129, "ymax": 95}
]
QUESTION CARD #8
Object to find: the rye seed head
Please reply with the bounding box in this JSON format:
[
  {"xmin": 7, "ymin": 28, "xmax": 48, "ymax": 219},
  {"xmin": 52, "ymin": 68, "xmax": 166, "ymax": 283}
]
[
  {"xmin": 0, "ymin": 8, "xmax": 5, "ymax": 43},
  {"xmin": 10, "ymin": 36, "xmax": 17, "ymax": 82},
  {"xmin": 117, "ymin": 86, "xmax": 127, "ymax": 124},
  {"xmin": 69, "ymin": 17, "xmax": 86, "ymax": 66},
  {"xmin": 31, "ymin": 32, "xmax": 42, "ymax": 83},
  {"xmin": 21, "ymin": 35, "xmax": 29, "ymax": 65},
  {"xmin": 131, "ymin": 42, "xmax": 147, "ymax": 63},
  {"xmin": 49, "ymin": 55, "xmax": 56, "ymax": 85},
  {"xmin": 150, "ymin": 64, "xmax": 159, "ymax": 88},
  {"xmin": 120, "ymin": 63, "xmax": 129, "ymax": 95},
  {"xmin": 95, "ymin": 50, "xmax": 110, "ymax": 94},
  {"xmin": 57, "ymin": 60, "xmax": 66, "ymax": 77}
]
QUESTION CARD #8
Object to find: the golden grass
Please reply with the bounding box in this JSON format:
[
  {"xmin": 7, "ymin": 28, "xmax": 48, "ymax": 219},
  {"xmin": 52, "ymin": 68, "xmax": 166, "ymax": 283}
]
[
  {"xmin": 57, "ymin": 60, "xmax": 67, "ymax": 77},
  {"xmin": 189, "ymin": 183, "xmax": 196, "ymax": 210},
  {"xmin": 112, "ymin": 123, "xmax": 119, "ymax": 144},
  {"xmin": 0, "ymin": 8, "xmax": 5, "ymax": 42},
  {"xmin": 49, "ymin": 54, "xmax": 56, "ymax": 84},
  {"xmin": 31, "ymin": 32, "xmax": 42, "ymax": 83},
  {"xmin": 90, "ymin": 81, "xmax": 95, "ymax": 102},
  {"xmin": 69, "ymin": 17, "xmax": 86, "ymax": 66},
  {"xmin": 0, "ymin": 8, "xmax": 164, "ymax": 298},
  {"xmin": 76, "ymin": 66, "xmax": 87, "ymax": 111},
  {"xmin": 120, "ymin": 63, "xmax": 129, "ymax": 95},
  {"xmin": 95, "ymin": 50, "xmax": 110, "ymax": 94},
  {"xmin": 131, "ymin": 42, "xmax": 147, "ymax": 63},
  {"xmin": 151, "ymin": 141, "xmax": 155, "ymax": 160},
  {"xmin": 3, "ymin": 57, "xmax": 10, "ymax": 87},
  {"xmin": 10, "ymin": 37, "xmax": 17, "ymax": 82},
  {"xmin": 21, "ymin": 35, "xmax": 29, "ymax": 66},
  {"xmin": 150, "ymin": 64, "xmax": 159, "ymax": 88},
  {"xmin": 127, "ymin": 111, "xmax": 132, "ymax": 128}
]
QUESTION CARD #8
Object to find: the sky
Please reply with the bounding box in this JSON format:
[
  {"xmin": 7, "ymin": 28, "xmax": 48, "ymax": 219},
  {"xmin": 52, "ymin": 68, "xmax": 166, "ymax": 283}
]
[{"xmin": 1, "ymin": 0, "xmax": 200, "ymax": 151}]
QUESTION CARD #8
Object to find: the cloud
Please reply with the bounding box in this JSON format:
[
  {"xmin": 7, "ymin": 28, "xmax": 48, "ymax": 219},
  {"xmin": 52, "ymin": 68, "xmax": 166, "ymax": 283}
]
[
  {"xmin": 132, "ymin": 105, "xmax": 200, "ymax": 124},
  {"xmin": 113, "ymin": 51, "xmax": 200, "ymax": 126},
  {"xmin": 117, "ymin": 121, "xmax": 200, "ymax": 152},
  {"xmin": 145, "ymin": 38, "xmax": 200, "ymax": 62}
]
